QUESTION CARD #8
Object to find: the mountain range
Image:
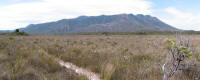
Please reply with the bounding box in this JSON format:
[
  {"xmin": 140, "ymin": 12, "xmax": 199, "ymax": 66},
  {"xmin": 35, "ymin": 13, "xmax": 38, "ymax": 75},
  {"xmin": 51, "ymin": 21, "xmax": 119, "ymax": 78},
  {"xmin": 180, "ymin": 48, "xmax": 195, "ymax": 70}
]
[{"xmin": 2, "ymin": 14, "xmax": 179, "ymax": 34}]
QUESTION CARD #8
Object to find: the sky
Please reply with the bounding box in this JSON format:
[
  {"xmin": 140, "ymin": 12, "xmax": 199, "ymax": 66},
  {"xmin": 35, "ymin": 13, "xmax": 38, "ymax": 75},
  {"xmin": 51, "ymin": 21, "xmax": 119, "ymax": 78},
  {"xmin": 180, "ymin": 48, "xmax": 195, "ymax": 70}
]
[{"xmin": 0, "ymin": 0, "xmax": 200, "ymax": 30}]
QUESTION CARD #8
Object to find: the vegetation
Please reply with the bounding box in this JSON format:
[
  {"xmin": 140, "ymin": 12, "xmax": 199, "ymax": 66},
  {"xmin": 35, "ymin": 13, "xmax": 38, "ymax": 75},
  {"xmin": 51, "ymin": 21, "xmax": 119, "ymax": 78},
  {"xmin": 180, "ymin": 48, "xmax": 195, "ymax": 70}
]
[
  {"xmin": 10, "ymin": 29, "xmax": 29, "ymax": 36},
  {"xmin": 0, "ymin": 35, "xmax": 200, "ymax": 80},
  {"xmin": 67, "ymin": 31, "xmax": 200, "ymax": 35},
  {"xmin": 0, "ymin": 36, "xmax": 85, "ymax": 80},
  {"xmin": 163, "ymin": 38, "xmax": 193, "ymax": 80}
]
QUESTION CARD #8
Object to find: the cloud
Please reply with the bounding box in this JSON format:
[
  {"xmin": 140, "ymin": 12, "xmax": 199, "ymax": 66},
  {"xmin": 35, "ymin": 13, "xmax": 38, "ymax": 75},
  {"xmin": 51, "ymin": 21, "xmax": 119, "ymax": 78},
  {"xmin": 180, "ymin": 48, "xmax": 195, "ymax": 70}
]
[
  {"xmin": 0, "ymin": 0, "xmax": 152, "ymax": 30},
  {"xmin": 162, "ymin": 7, "xmax": 200, "ymax": 30}
]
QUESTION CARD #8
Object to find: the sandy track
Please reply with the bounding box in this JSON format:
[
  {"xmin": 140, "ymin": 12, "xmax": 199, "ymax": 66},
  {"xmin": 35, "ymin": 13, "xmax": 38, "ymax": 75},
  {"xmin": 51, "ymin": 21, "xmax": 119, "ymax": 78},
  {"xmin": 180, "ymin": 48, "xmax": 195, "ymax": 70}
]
[
  {"xmin": 59, "ymin": 60, "xmax": 101, "ymax": 80},
  {"xmin": 44, "ymin": 52, "xmax": 101, "ymax": 80}
]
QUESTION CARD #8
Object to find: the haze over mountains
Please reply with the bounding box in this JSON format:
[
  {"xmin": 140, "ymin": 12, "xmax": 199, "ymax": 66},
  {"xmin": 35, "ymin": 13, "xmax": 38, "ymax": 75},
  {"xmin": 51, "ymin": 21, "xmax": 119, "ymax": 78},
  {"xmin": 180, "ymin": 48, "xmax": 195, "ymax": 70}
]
[{"xmin": 3, "ymin": 14, "xmax": 179, "ymax": 34}]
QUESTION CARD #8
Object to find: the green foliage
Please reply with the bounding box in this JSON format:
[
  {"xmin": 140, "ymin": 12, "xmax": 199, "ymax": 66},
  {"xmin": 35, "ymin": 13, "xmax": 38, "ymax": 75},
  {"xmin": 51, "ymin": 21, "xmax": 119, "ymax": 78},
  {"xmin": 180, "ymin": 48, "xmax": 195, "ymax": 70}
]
[
  {"xmin": 165, "ymin": 38, "xmax": 177, "ymax": 48},
  {"xmin": 165, "ymin": 38, "xmax": 192, "ymax": 57},
  {"xmin": 179, "ymin": 46, "xmax": 192, "ymax": 57}
]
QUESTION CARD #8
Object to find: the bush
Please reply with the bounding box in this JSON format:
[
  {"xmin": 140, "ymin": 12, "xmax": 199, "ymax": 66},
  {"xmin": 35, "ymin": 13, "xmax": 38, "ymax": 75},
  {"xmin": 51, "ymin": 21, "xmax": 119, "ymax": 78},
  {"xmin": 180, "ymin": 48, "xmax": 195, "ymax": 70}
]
[
  {"xmin": 102, "ymin": 32, "xmax": 109, "ymax": 35},
  {"xmin": 11, "ymin": 29, "xmax": 28, "ymax": 36}
]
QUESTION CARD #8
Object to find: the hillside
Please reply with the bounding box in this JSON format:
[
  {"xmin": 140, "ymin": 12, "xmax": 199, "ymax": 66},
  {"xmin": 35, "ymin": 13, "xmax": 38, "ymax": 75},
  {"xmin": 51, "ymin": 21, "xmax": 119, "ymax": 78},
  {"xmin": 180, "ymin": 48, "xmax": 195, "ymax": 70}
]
[{"xmin": 23, "ymin": 14, "xmax": 179, "ymax": 34}]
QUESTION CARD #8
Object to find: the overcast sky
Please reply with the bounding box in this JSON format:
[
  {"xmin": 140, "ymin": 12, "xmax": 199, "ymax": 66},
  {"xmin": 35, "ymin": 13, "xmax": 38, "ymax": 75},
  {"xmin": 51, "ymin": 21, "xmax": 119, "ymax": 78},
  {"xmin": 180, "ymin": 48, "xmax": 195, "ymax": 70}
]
[{"xmin": 0, "ymin": 0, "xmax": 200, "ymax": 30}]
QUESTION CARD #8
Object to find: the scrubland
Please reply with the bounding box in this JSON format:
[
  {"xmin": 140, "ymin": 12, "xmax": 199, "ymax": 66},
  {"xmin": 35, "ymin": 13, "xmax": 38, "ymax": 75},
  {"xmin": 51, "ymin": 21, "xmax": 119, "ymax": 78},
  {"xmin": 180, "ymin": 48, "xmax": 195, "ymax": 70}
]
[{"xmin": 0, "ymin": 35, "xmax": 200, "ymax": 80}]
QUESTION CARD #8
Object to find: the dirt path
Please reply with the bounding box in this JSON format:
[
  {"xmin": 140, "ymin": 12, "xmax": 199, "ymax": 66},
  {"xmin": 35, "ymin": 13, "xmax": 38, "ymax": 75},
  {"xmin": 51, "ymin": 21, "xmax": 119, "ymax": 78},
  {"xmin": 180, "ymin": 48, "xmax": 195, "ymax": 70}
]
[{"xmin": 59, "ymin": 60, "xmax": 101, "ymax": 80}]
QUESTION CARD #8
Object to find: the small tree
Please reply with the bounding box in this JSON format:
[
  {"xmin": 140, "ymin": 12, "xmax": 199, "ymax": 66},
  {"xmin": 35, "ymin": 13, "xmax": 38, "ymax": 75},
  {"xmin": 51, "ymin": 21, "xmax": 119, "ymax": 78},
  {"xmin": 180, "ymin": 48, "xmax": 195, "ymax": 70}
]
[
  {"xmin": 11, "ymin": 29, "xmax": 28, "ymax": 36},
  {"xmin": 15, "ymin": 29, "xmax": 19, "ymax": 33},
  {"xmin": 162, "ymin": 38, "xmax": 192, "ymax": 80}
]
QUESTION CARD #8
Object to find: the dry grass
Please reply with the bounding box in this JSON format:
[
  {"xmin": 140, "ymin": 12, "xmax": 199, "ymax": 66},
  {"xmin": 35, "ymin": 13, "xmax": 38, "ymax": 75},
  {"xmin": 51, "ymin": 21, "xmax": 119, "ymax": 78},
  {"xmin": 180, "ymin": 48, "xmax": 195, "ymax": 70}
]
[
  {"xmin": 0, "ymin": 35, "xmax": 85, "ymax": 80},
  {"xmin": 0, "ymin": 35, "xmax": 200, "ymax": 80}
]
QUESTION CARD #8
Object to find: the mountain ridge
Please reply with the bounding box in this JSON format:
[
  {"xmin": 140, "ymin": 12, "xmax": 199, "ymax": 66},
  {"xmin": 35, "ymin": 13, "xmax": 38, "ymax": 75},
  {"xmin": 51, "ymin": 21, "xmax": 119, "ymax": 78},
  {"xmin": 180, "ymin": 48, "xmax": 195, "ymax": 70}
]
[{"xmin": 21, "ymin": 14, "xmax": 179, "ymax": 34}]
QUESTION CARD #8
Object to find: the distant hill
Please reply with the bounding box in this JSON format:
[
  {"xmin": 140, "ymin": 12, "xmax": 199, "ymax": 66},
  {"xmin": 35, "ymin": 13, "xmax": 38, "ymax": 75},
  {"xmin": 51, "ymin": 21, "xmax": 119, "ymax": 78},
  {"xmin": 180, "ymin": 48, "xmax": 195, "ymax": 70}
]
[
  {"xmin": 0, "ymin": 30, "xmax": 13, "ymax": 33},
  {"xmin": 22, "ymin": 14, "xmax": 179, "ymax": 34}
]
